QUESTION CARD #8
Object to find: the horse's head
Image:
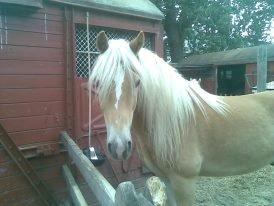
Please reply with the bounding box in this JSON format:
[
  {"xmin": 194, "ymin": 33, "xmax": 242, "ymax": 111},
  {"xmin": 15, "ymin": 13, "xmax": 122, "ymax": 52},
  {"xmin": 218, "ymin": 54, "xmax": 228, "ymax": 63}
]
[{"xmin": 91, "ymin": 31, "xmax": 144, "ymax": 160}]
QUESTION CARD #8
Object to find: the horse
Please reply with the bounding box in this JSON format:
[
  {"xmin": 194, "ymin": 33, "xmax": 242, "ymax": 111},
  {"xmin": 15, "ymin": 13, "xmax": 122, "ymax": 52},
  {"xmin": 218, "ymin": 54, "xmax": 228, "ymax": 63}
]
[{"xmin": 90, "ymin": 31, "xmax": 274, "ymax": 206}]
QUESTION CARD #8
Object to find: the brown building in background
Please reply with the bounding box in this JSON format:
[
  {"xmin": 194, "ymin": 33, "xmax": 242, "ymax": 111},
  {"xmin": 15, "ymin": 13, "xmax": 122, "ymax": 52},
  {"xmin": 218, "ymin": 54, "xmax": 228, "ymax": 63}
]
[{"xmin": 177, "ymin": 44, "xmax": 274, "ymax": 95}]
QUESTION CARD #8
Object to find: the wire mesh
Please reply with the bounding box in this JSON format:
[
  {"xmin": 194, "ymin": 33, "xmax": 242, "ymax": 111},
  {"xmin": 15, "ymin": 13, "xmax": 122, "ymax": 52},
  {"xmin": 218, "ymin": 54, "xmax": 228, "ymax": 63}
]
[{"xmin": 75, "ymin": 25, "xmax": 153, "ymax": 78}]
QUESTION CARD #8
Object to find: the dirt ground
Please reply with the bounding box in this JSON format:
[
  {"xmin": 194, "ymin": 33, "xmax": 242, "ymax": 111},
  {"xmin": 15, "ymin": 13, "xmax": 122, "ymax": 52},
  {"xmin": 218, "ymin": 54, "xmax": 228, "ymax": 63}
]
[{"xmin": 195, "ymin": 165, "xmax": 274, "ymax": 206}]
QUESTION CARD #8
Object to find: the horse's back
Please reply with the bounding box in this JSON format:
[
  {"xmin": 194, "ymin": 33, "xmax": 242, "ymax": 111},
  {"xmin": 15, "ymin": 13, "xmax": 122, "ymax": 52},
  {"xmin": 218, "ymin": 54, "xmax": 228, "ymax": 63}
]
[
  {"xmin": 250, "ymin": 91, "xmax": 274, "ymax": 111},
  {"xmin": 223, "ymin": 91, "xmax": 274, "ymax": 115},
  {"xmin": 199, "ymin": 91, "xmax": 274, "ymax": 176}
]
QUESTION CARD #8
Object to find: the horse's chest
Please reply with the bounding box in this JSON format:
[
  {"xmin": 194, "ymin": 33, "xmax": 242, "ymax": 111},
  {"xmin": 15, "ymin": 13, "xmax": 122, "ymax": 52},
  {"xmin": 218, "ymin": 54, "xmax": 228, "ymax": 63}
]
[{"xmin": 134, "ymin": 138, "xmax": 165, "ymax": 177}]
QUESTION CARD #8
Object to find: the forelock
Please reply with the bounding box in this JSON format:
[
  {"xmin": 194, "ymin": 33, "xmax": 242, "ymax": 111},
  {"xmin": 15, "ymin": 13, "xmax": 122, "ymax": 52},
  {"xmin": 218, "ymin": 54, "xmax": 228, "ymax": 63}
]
[{"xmin": 89, "ymin": 39, "xmax": 142, "ymax": 104}]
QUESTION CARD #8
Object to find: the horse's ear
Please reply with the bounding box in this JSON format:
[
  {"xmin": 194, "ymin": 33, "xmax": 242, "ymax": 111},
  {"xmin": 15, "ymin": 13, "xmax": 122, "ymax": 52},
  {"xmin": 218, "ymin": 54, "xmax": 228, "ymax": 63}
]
[
  {"xmin": 96, "ymin": 31, "xmax": 109, "ymax": 53},
  {"xmin": 130, "ymin": 31, "xmax": 145, "ymax": 54}
]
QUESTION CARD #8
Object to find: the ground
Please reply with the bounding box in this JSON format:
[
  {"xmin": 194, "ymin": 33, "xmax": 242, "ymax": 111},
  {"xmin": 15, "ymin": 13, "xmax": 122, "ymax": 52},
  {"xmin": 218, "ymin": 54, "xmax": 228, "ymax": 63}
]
[{"xmin": 195, "ymin": 165, "xmax": 274, "ymax": 206}]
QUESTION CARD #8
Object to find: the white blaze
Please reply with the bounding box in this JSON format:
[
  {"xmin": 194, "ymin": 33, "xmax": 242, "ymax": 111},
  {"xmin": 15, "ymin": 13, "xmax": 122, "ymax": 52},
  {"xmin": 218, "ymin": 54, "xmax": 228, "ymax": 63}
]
[{"xmin": 114, "ymin": 72, "xmax": 125, "ymax": 109}]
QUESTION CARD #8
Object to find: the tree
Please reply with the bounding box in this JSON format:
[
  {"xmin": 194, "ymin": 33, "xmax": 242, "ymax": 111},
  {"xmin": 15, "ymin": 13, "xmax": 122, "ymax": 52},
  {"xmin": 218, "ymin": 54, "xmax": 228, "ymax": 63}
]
[{"xmin": 152, "ymin": 0, "xmax": 274, "ymax": 62}]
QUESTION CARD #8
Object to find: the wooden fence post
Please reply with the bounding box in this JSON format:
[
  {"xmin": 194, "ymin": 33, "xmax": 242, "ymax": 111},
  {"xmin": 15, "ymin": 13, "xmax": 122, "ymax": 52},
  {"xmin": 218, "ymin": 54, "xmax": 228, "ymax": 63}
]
[
  {"xmin": 143, "ymin": 176, "xmax": 167, "ymax": 206},
  {"xmin": 257, "ymin": 45, "xmax": 267, "ymax": 92},
  {"xmin": 61, "ymin": 132, "xmax": 163, "ymax": 206},
  {"xmin": 61, "ymin": 132, "xmax": 115, "ymax": 206}
]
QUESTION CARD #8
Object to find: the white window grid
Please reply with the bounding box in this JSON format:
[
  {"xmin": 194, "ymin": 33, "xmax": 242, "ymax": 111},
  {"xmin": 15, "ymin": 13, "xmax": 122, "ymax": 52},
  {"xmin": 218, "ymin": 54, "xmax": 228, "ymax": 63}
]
[{"xmin": 75, "ymin": 25, "xmax": 153, "ymax": 78}]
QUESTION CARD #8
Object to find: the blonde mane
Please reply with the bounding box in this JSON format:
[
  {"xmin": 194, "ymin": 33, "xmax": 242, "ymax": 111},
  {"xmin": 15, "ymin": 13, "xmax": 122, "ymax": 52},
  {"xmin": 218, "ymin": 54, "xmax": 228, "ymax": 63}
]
[{"xmin": 90, "ymin": 39, "xmax": 228, "ymax": 166}]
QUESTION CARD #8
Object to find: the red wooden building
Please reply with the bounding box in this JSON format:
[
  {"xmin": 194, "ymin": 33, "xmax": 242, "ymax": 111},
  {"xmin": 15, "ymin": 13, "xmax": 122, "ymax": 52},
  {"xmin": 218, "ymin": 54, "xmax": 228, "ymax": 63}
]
[{"xmin": 0, "ymin": 0, "xmax": 163, "ymax": 205}]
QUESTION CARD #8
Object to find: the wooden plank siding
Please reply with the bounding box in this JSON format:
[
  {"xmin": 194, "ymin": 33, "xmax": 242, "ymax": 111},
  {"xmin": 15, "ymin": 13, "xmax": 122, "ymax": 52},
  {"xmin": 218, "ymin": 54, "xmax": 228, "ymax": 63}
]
[
  {"xmin": 0, "ymin": 30, "xmax": 63, "ymax": 48},
  {"xmin": 0, "ymin": 75, "xmax": 65, "ymax": 89},
  {"xmin": 0, "ymin": 88, "xmax": 65, "ymax": 103},
  {"xmin": 0, "ymin": 3, "xmax": 68, "ymax": 205},
  {"xmin": 8, "ymin": 127, "xmax": 64, "ymax": 145},
  {"xmin": 0, "ymin": 101, "xmax": 65, "ymax": 118},
  {"xmin": 0, "ymin": 60, "xmax": 65, "ymax": 75},
  {"xmin": 0, "ymin": 45, "xmax": 63, "ymax": 61},
  {"xmin": 0, "ymin": 14, "xmax": 64, "ymax": 34},
  {"xmin": 0, "ymin": 115, "xmax": 65, "ymax": 133}
]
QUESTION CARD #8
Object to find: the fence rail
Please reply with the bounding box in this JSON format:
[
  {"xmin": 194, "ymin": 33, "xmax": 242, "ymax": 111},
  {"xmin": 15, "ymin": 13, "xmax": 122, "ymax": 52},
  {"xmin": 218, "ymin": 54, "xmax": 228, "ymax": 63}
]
[{"xmin": 60, "ymin": 131, "xmax": 165, "ymax": 206}]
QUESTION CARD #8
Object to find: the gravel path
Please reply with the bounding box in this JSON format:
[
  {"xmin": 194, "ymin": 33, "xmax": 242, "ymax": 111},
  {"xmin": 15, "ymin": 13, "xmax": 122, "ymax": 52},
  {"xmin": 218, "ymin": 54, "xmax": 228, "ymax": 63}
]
[{"xmin": 195, "ymin": 165, "xmax": 274, "ymax": 206}]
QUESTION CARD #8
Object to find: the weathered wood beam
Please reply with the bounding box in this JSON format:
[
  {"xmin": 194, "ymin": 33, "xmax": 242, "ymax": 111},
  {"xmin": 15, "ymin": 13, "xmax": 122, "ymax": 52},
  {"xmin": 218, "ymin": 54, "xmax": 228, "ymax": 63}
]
[
  {"xmin": 143, "ymin": 176, "xmax": 167, "ymax": 206},
  {"xmin": 62, "ymin": 164, "xmax": 88, "ymax": 206},
  {"xmin": 61, "ymin": 131, "xmax": 115, "ymax": 206},
  {"xmin": 257, "ymin": 45, "xmax": 268, "ymax": 92}
]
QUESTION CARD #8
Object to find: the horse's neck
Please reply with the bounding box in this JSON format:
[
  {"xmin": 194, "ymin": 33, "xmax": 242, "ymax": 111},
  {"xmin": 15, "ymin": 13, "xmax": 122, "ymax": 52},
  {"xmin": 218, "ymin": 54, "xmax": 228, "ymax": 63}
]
[
  {"xmin": 132, "ymin": 109, "xmax": 166, "ymax": 175},
  {"xmin": 132, "ymin": 107, "xmax": 152, "ymax": 151},
  {"xmin": 132, "ymin": 108, "xmax": 146, "ymax": 138}
]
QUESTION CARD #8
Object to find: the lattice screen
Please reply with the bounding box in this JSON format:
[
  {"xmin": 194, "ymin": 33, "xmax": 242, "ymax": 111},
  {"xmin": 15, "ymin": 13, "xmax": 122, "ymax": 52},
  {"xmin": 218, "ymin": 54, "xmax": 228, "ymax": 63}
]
[{"xmin": 75, "ymin": 25, "xmax": 153, "ymax": 78}]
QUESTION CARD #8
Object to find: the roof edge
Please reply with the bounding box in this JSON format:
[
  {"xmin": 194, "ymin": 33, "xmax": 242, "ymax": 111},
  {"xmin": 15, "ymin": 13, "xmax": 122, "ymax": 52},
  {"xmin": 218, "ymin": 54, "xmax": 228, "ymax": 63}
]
[
  {"xmin": 182, "ymin": 57, "xmax": 274, "ymax": 67},
  {"xmin": 49, "ymin": 0, "xmax": 164, "ymax": 20},
  {"xmin": 0, "ymin": 0, "xmax": 43, "ymax": 8},
  {"xmin": 179, "ymin": 44, "xmax": 274, "ymax": 67}
]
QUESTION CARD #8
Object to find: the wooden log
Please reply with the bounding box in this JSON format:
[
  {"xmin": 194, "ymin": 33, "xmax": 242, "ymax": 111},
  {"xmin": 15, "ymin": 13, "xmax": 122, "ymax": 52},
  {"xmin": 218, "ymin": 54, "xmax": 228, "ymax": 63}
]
[
  {"xmin": 115, "ymin": 181, "xmax": 154, "ymax": 206},
  {"xmin": 257, "ymin": 45, "xmax": 268, "ymax": 92},
  {"xmin": 143, "ymin": 176, "xmax": 167, "ymax": 206},
  {"xmin": 62, "ymin": 164, "xmax": 88, "ymax": 206},
  {"xmin": 60, "ymin": 131, "xmax": 115, "ymax": 206}
]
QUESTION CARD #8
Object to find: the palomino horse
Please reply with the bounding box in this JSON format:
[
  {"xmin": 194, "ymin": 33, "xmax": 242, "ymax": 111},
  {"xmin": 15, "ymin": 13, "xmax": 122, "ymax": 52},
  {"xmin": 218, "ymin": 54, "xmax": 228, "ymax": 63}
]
[{"xmin": 90, "ymin": 31, "xmax": 274, "ymax": 206}]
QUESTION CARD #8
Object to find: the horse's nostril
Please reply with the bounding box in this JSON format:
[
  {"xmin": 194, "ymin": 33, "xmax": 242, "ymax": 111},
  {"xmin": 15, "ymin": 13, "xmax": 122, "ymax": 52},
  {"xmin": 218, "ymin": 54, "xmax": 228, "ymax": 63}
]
[
  {"xmin": 128, "ymin": 141, "xmax": 132, "ymax": 150},
  {"xmin": 108, "ymin": 143, "xmax": 112, "ymax": 153}
]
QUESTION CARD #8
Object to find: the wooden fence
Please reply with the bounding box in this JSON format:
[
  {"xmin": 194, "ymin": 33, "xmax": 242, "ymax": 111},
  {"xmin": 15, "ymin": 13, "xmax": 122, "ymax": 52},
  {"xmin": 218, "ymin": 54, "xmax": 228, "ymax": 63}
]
[{"xmin": 60, "ymin": 131, "xmax": 166, "ymax": 206}]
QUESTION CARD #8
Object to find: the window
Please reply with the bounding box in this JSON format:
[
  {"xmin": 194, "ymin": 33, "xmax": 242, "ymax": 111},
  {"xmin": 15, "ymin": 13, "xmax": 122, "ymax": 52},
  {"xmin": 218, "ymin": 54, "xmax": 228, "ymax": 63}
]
[{"xmin": 75, "ymin": 25, "xmax": 153, "ymax": 78}]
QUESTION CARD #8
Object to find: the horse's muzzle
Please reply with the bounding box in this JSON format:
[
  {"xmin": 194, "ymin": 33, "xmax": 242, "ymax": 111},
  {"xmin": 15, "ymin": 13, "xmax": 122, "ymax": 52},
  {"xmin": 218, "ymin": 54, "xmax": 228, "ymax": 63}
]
[{"xmin": 107, "ymin": 139, "xmax": 132, "ymax": 160}]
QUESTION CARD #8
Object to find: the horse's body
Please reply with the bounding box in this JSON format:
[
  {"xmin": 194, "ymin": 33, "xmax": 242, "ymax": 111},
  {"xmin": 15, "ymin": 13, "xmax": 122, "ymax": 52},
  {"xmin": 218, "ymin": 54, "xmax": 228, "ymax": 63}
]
[
  {"xmin": 132, "ymin": 75, "xmax": 274, "ymax": 206},
  {"xmin": 91, "ymin": 31, "xmax": 274, "ymax": 206},
  {"xmin": 133, "ymin": 91, "xmax": 274, "ymax": 176},
  {"xmin": 200, "ymin": 93, "xmax": 274, "ymax": 176}
]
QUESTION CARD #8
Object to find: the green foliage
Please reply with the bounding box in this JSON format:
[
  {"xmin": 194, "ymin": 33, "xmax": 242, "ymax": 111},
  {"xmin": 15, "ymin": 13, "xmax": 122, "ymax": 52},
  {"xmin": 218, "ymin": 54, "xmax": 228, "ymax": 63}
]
[{"xmin": 152, "ymin": 0, "xmax": 274, "ymax": 59}]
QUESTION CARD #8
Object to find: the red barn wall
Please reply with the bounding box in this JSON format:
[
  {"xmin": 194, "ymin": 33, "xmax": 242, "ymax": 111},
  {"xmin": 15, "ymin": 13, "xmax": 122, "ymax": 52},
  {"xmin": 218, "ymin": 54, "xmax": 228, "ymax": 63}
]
[
  {"xmin": 0, "ymin": 2, "xmax": 163, "ymax": 205},
  {"xmin": 0, "ymin": 3, "xmax": 69, "ymax": 205},
  {"xmin": 0, "ymin": 4, "xmax": 65, "ymax": 144}
]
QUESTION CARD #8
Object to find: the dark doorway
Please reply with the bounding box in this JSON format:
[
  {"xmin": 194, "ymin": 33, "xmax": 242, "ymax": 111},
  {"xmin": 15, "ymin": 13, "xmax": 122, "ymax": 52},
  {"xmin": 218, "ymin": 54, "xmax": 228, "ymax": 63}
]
[{"xmin": 217, "ymin": 65, "xmax": 246, "ymax": 96}]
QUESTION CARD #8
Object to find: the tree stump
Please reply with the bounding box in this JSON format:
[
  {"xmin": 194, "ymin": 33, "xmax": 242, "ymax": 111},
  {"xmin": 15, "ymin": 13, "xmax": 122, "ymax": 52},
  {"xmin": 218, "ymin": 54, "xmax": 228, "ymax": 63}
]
[{"xmin": 143, "ymin": 176, "xmax": 167, "ymax": 206}]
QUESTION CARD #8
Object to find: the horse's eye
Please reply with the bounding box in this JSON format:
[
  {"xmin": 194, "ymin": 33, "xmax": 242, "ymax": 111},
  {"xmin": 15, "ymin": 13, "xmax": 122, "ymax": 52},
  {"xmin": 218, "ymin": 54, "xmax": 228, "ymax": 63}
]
[{"xmin": 135, "ymin": 79, "xmax": 140, "ymax": 88}]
